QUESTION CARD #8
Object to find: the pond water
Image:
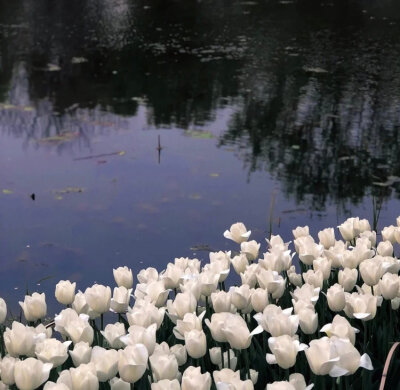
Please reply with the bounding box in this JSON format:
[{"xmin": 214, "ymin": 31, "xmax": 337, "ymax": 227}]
[{"xmin": 1, "ymin": 0, "xmax": 400, "ymax": 314}]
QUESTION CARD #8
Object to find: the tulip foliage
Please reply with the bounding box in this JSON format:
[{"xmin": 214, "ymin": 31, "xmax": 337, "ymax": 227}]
[{"xmin": 2, "ymin": 218, "xmax": 400, "ymax": 389}]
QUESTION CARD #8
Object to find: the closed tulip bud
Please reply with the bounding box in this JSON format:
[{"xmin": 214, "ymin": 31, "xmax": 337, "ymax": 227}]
[
  {"xmin": 152, "ymin": 379, "xmax": 181, "ymax": 390},
  {"xmin": 118, "ymin": 344, "xmax": 148, "ymax": 383},
  {"xmin": 137, "ymin": 267, "xmax": 159, "ymax": 284},
  {"xmin": 224, "ymin": 222, "xmax": 251, "ymax": 244},
  {"xmin": 173, "ymin": 312, "xmax": 205, "ymax": 340},
  {"xmin": 0, "ymin": 298, "xmax": 7, "ymax": 324},
  {"xmin": 222, "ymin": 313, "xmax": 262, "ymax": 350},
  {"xmin": 170, "ymin": 344, "xmax": 187, "ymax": 366},
  {"xmin": 360, "ymin": 259, "xmax": 383, "ymax": 286},
  {"xmin": 101, "ymin": 323, "xmax": 126, "ymax": 349},
  {"xmin": 69, "ymin": 342, "xmax": 92, "ymax": 367},
  {"xmin": 382, "ymin": 225, "xmax": 397, "ymax": 243},
  {"xmin": 291, "ymin": 283, "xmax": 320, "ymax": 305},
  {"xmin": 289, "ymin": 373, "xmax": 310, "ymax": 390},
  {"xmin": 198, "ymin": 271, "xmax": 219, "ymax": 297},
  {"xmin": 161, "ymin": 264, "xmax": 183, "ymax": 289},
  {"xmin": 338, "ymin": 268, "xmax": 358, "ymax": 292},
  {"xmin": 344, "ymin": 292, "xmax": 377, "ymax": 321},
  {"xmin": 127, "ymin": 300, "xmax": 165, "ymax": 329},
  {"xmin": 150, "ymin": 353, "xmax": 179, "ymax": 382},
  {"xmin": 204, "ymin": 261, "xmax": 230, "ymax": 283},
  {"xmin": 1, "ymin": 355, "xmax": 17, "ymax": 385},
  {"xmin": 55, "ymin": 280, "xmax": 76, "ymax": 305},
  {"xmin": 185, "ymin": 329, "xmax": 207, "ymax": 359},
  {"xmin": 324, "ymin": 240, "xmax": 347, "ymax": 268},
  {"xmin": 182, "ymin": 366, "xmax": 211, "ymax": 390},
  {"xmin": 109, "ymin": 377, "xmax": 130, "ymax": 390},
  {"xmin": 230, "ymin": 285, "xmax": 252, "ymax": 311},
  {"xmin": 251, "ymin": 288, "xmax": 269, "ymax": 313},
  {"xmin": 35, "ymin": 339, "xmax": 71, "ymax": 367},
  {"xmin": 209, "ymin": 251, "xmax": 231, "ymax": 270},
  {"xmin": 313, "ymin": 257, "xmax": 332, "ymax": 280},
  {"xmin": 72, "ymin": 291, "xmax": 90, "ymax": 316},
  {"xmin": 70, "ymin": 363, "xmax": 98, "ymax": 390},
  {"xmin": 85, "ymin": 284, "xmax": 111, "ymax": 314},
  {"xmin": 231, "ymin": 254, "xmax": 249, "ymax": 275},
  {"xmin": 240, "ymin": 240, "xmax": 260, "ymax": 261},
  {"xmin": 14, "ymin": 358, "xmax": 52, "ymax": 390},
  {"xmin": 379, "ymin": 273, "xmax": 399, "ymax": 300},
  {"xmin": 327, "ymin": 284, "xmax": 346, "ymax": 312},
  {"xmin": 240, "ymin": 264, "xmax": 259, "ymax": 288},
  {"xmin": 205, "ymin": 313, "xmax": 229, "ymax": 343},
  {"xmin": 338, "ymin": 217, "xmax": 360, "ymax": 241},
  {"xmin": 377, "ymin": 241, "xmax": 393, "ymax": 256},
  {"xmin": 295, "ymin": 236, "xmax": 323, "ymax": 266},
  {"xmin": 110, "ymin": 287, "xmax": 131, "ymax": 313},
  {"xmin": 320, "ymin": 315, "xmax": 358, "ymax": 345},
  {"xmin": 298, "ymin": 308, "xmax": 318, "ymax": 335},
  {"xmin": 292, "ymin": 299, "xmax": 314, "ymax": 315},
  {"xmin": 288, "ymin": 271, "xmax": 303, "ymax": 288},
  {"xmin": 302, "ymin": 270, "xmax": 323, "ymax": 289},
  {"xmin": 113, "ymin": 266, "xmax": 133, "ymax": 289},
  {"xmin": 19, "ymin": 293, "xmax": 47, "ymax": 322},
  {"xmin": 292, "ymin": 226, "xmax": 309, "ymax": 239},
  {"xmin": 211, "ymin": 291, "xmax": 232, "ymax": 313},
  {"xmin": 4, "ymin": 322, "xmax": 39, "ymax": 357},
  {"xmin": 121, "ymin": 324, "xmax": 157, "ymax": 355},
  {"xmin": 318, "ymin": 228, "xmax": 335, "ymax": 249},
  {"xmin": 266, "ymin": 335, "xmax": 307, "ymax": 369},
  {"xmin": 91, "ymin": 346, "xmax": 119, "ymax": 382}
]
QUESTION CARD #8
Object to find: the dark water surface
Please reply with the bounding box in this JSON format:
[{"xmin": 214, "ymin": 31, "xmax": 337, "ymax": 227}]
[{"xmin": 1, "ymin": 0, "xmax": 400, "ymax": 313}]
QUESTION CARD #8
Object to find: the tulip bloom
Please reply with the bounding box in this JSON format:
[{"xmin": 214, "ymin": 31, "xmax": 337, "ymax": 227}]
[
  {"xmin": 182, "ymin": 366, "xmax": 211, "ymax": 390},
  {"xmin": 19, "ymin": 293, "xmax": 47, "ymax": 322},
  {"xmin": 55, "ymin": 280, "xmax": 76, "ymax": 305},
  {"xmin": 85, "ymin": 284, "xmax": 111, "ymax": 314},
  {"xmin": 113, "ymin": 266, "xmax": 133, "ymax": 289},
  {"xmin": 118, "ymin": 344, "xmax": 148, "ymax": 383},
  {"xmin": 14, "ymin": 358, "xmax": 53, "ymax": 390},
  {"xmin": 327, "ymin": 284, "xmax": 346, "ymax": 312},
  {"xmin": 224, "ymin": 222, "xmax": 251, "ymax": 244},
  {"xmin": 266, "ymin": 335, "xmax": 308, "ymax": 369},
  {"xmin": 320, "ymin": 315, "xmax": 358, "ymax": 345}
]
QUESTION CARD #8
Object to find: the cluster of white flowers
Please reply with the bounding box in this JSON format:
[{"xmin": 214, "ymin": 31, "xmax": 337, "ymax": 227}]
[{"xmin": 1, "ymin": 218, "xmax": 400, "ymax": 389}]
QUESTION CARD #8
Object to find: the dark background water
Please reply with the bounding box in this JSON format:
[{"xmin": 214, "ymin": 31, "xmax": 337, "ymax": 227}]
[{"xmin": 1, "ymin": 0, "xmax": 400, "ymax": 314}]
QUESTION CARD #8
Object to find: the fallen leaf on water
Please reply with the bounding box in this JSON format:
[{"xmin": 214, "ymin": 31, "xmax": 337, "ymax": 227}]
[
  {"xmin": 38, "ymin": 132, "xmax": 79, "ymax": 144},
  {"xmin": 118, "ymin": 151, "xmax": 126, "ymax": 156},
  {"xmin": 303, "ymin": 66, "xmax": 329, "ymax": 74},
  {"xmin": 185, "ymin": 130, "xmax": 214, "ymax": 139},
  {"xmin": 54, "ymin": 187, "xmax": 84, "ymax": 194},
  {"xmin": 55, "ymin": 196, "xmax": 63, "ymax": 200},
  {"xmin": 210, "ymin": 173, "xmax": 219, "ymax": 177},
  {"xmin": 2, "ymin": 189, "xmax": 13, "ymax": 194}
]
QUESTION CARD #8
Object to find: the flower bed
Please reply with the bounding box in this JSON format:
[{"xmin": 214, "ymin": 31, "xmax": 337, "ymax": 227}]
[{"xmin": 0, "ymin": 217, "xmax": 400, "ymax": 390}]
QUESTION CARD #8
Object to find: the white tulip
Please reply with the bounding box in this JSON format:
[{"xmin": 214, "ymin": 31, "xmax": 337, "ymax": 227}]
[
  {"xmin": 181, "ymin": 366, "xmax": 211, "ymax": 390},
  {"xmin": 377, "ymin": 241, "xmax": 393, "ymax": 257},
  {"xmin": 379, "ymin": 273, "xmax": 399, "ymax": 300},
  {"xmin": 121, "ymin": 324, "xmax": 157, "ymax": 355},
  {"xmin": 19, "ymin": 293, "xmax": 47, "ymax": 322},
  {"xmin": 344, "ymin": 292, "xmax": 377, "ymax": 321},
  {"xmin": 127, "ymin": 299, "xmax": 165, "ymax": 329},
  {"xmin": 170, "ymin": 344, "xmax": 187, "ymax": 366},
  {"xmin": 0, "ymin": 355, "xmax": 17, "ymax": 385},
  {"xmin": 150, "ymin": 352, "xmax": 179, "ymax": 381},
  {"xmin": 338, "ymin": 217, "xmax": 360, "ymax": 241},
  {"xmin": 224, "ymin": 223, "xmax": 251, "ymax": 244},
  {"xmin": 305, "ymin": 337, "xmax": 339, "ymax": 375},
  {"xmin": 14, "ymin": 358, "xmax": 52, "ymax": 390},
  {"xmin": 101, "ymin": 322, "xmax": 126, "ymax": 349},
  {"xmin": 320, "ymin": 315, "xmax": 358, "ymax": 345},
  {"xmin": 70, "ymin": 362, "xmax": 98, "ymax": 390},
  {"xmin": 254, "ymin": 305, "xmax": 298, "ymax": 337},
  {"xmin": 4, "ymin": 322, "xmax": 40, "ymax": 357},
  {"xmin": 72, "ymin": 291, "xmax": 90, "ymax": 316},
  {"xmin": 318, "ymin": 228, "xmax": 335, "ymax": 249},
  {"xmin": 152, "ymin": 379, "xmax": 181, "ymax": 390},
  {"xmin": 109, "ymin": 377, "xmax": 131, "ymax": 390},
  {"xmin": 118, "ymin": 344, "xmax": 148, "ymax": 383},
  {"xmin": 211, "ymin": 291, "xmax": 232, "ymax": 313},
  {"xmin": 185, "ymin": 329, "xmax": 207, "ymax": 359},
  {"xmin": 291, "ymin": 283, "xmax": 320, "ymax": 305},
  {"xmin": 137, "ymin": 267, "xmax": 159, "ymax": 284},
  {"xmin": 55, "ymin": 280, "xmax": 76, "ymax": 305},
  {"xmin": 327, "ymin": 284, "xmax": 346, "ymax": 312},
  {"xmin": 198, "ymin": 271, "xmax": 219, "ymax": 297},
  {"xmin": 338, "ymin": 268, "xmax": 358, "ymax": 292},
  {"xmin": 324, "ymin": 240, "xmax": 347, "ymax": 268},
  {"xmin": 266, "ymin": 382, "xmax": 296, "ymax": 390},
  {"xmin": 161, "ymin": 264, "xmax": 184, "ymax": 289},
  {"xmin": 69, "ymin": 342, "xmax": 92, "ymax": 367},
  {"xmin": 266, "ymin": 335, "xmax": 307, "ymax": 369},
  {"xmin": 209, "ymin": 348, "xmax": 237, "ymax": 370},
  {"xmin": 298, "ymin": 308, "xmax": 318, "ymax": 335},
  {"xmin": 240, "ymin": 240, "xmax": 260, "ymax": 261},
  {"xmin": 382, "ymin": 225, "xmax": 397, "ymax": 243},
  {"xmin": 113, "ymin": 266, "xmax": 133, "ymax": 289},
  {"xmin": 240, "ymin": 264, "xmax": 259, "ymax": 288},
  {"xmin": 43, "ymin": 382, "xmax": 70, "ymax": 390},
  {"xmin": 231, "ymin": 254, "xmax": 249, "ymax": 275},
  {"xmin": 313, "ymin": 257, "xmax": 332, "ymax": 280},
  {"xmin": 110, "ymin": 286, "xmax": 131, "ymax": 313},
  {"xmin": 91, "ymin": 346, "xmax": 119, "ymax": 382},
  {"xmin": 35, "ymin": 338, "xmax": 71, "ymax": 367},
  {"xmin": 251, "ymin": 288, "xmax": 269, "ymax": 313},
  {"xmin": 173, "ymin": 312, "xmax": 205, "ymax": 340},
  {"xmin": 167, "ymin": 293, "xmax": 197, "ymax": 323},
  {"xmin": 0, "ymin": 298, "xmax": 7, "ymax": 324},
  {"xmin": 213, "ymin": 368, "xmax": 253, "ymax": 389},
  {"xmin": 359, "ymin": 259, "xmax": 383, "ymax": 286},
  {"xmin": 302, "ymin": 270, "xmax": 323, "ymax": 289},
  {"xmin": 292, "ymin": 226, "xmax": 309, "ymax": 239},
  {"xmin": 229, "ymin": 285, "xmax": 252, "ymax": 311},
  {"xmin": 85, "ymin": 284, "xmax": 111, "ymax": 314}
]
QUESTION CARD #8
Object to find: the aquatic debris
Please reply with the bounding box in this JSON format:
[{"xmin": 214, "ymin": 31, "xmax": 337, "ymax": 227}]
[
  {"xmin": 54, "ymin": 187, "xmax": 84, "ymax": 195},
  {"xmin": 74, "ymin": 151, "xmax": 126, "ymax": 161},
  {"xmin": 46, "ymin": 63, "xmax": 61, "ymax": 72},
  {"xmin": 185, "ymin": 130, "xmax": 214, "ymax": 139},
  {"xmin": 37, "ymin": 132, "xmax": 80, "ymax": 144},
  {"xmin": 303, "ymin": 66, "xmax": 329, "ymax": 73},
  {"xmin": 373, "ymin": 176, "xmax": 400, "ymax": 187},
  {"xmin": 71, "ymin": 57, "xmax": 88, "ymax": 64},
  {"xmin": 2, "ymin": 189, "xmax": 13, "ymax": 195}
]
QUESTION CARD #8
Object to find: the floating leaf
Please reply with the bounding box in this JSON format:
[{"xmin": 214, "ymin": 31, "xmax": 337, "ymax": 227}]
[
  {"xmin": 185, "ymin": 130, "xmax": 214, "ymax": 139},
  {"xmin": 189, "ymin": 193, "xmax": 202, "ymax": 200},
  {"xmin": 2, "ymin": 189, "xmax": 13, "ymax": 194},
  {"xmin": 54, "ymin": 187, "xmax": 84, "ymax": 194},
  {"xmin": 210, "ymin": 173, "xmax": 219, "ymax": 177},
  {"xmin": 118, "ymin": 151, "xmax": 126, "ymax": 156}
]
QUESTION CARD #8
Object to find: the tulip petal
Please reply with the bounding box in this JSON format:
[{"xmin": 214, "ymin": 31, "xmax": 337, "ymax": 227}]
[
  {"xmin": 360, "ymin": 354, "xmax": 373, "ymax": 370},
  {"xmin": 329, "ymin": 365, "xmax": 349, "ymax": 377},
  {"xmin": 266, "ymin": 353, "xmax": 277, "ymax": 365},
  {"xmin": 353, "ymin": 313, "xmax": 370, "ymax": 320},
  {"xmin": 320, "ymin": 323, "xmax": 332, "ymax": 333}
]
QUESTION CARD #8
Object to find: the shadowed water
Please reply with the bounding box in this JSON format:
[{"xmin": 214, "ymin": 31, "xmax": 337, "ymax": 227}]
[{"xmin": 1, "ymin": 0, "xmax": 400, "ymax": 313}]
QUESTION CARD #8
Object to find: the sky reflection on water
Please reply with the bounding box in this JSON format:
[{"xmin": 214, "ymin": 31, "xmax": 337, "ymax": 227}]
[{"xmin": 1, "ymin": 0, "xmax": 400, "ymax": 313}]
